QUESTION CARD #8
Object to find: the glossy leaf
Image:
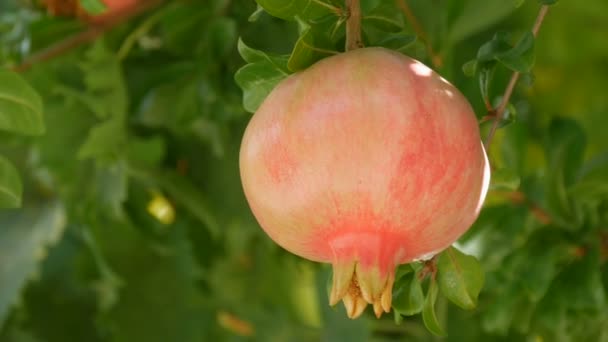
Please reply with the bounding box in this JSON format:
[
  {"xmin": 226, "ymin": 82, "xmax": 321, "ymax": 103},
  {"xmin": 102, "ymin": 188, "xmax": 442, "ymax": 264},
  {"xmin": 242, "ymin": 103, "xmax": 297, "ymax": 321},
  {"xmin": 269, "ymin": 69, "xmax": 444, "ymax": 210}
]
[
  {"xmin": 478, "ymin": 31, "xmax": 536, "ymax": 73},
  {"xmin": 375, "ymin": 33, "xmax": 417, "ymax": 53},
  {"xmin": 478, "ymin": 62, "xmax": 495, "ymax": 108},
  {"xmin": 422, "ymin": 277, "xmax": 446, "ymax": 336},
  {"xmin": 235, "ymin": 39, "xmax": 290, "ymax": 113},
  {"xmin": 0, "ymin": 155, "xmax": 21, "ymax": 208},
  {"xmin": 0, "ymin": 70, "xmax": 44, "ymax": 135},
  {"xmin": 287, "ymin": 27, "xmax": 336, "ymax": 72},
  {"xmin": 255, "ymin": 0, "xmax": 335, "ymax": 21},
  {"xmin": 495, "ymin": 32, "xmax": 535, "ymax": 73},
  {"xmin": 362, "ymin": 2, "xmax": 404, "ymax": 33},
  {"xmin": 392, "ymin": 272, "xmax": 424, "ymax": 316},
  {"xmin": 437, "ymin": 247, "xmax": 484, "ymax": 310}
]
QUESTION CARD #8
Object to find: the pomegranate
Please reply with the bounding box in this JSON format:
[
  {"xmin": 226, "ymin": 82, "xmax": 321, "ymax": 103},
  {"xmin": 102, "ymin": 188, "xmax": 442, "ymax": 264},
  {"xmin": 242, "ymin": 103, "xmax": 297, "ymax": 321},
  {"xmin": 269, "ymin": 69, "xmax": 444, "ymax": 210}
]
[{"xmin": 239, "ymin": 48, "xmax": 490, "ymax": 318}]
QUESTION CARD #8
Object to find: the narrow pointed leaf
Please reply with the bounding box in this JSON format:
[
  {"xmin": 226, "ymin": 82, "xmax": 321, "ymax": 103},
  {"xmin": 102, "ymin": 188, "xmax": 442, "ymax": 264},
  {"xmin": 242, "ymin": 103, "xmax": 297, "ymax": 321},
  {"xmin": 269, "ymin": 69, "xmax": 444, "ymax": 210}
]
[
  {"xmin": 0, "ymin": 70, "xmax": 44, "ymax": 135},
  {"xmin": 0, "ymin": 156, "xmax": 22, "ymax": 208},
  {"xmin": 422, "ymin": 277, "xmax": 446, "ymax": 336},
  {"xmin": 392, "ymin": 272, "xmax": 424, "ymax": 316}
]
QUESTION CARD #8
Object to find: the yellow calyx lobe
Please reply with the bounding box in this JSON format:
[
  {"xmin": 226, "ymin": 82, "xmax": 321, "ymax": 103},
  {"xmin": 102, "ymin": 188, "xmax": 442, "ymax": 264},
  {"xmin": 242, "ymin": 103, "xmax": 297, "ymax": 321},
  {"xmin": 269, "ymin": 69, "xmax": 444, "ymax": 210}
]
[{"xmin": 329, "ymin": 260, "xmax": 395, "ymax": 318}]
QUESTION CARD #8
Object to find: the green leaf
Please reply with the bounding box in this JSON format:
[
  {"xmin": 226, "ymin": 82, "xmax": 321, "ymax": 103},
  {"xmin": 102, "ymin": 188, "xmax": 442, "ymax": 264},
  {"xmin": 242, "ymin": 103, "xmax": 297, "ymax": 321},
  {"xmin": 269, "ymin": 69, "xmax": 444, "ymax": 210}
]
[
  {"xmin": 93, "ymin": 221, "xmax": 213, "ymax": 342},
  {"xmin": 159, "ymin": 4, "xmax": 211, "ymax": 55},
  {"xmin": 448, "ymin": 0, "xmax": 518, "ymax": 44},
  {"xmin": 495, "ymin": 32, "xmax": 536, "ymax": 73},
  {"xmin": 557, "ymin": 246, "xmax": 605, "ymax": 311},
  {"xmin": 392, "ymin": 272, "xmax": 424, "ymax": 316},
  {"xmin": 481, "ymin": 285, "xmax": 520, "ymax": 335},
  {"xmin": 78, "ymin": 118, "xmax": 127, "ymax": 161},
  {"xmin": 248, "ymin": 5, "xmax": 265, "ymax": 22},
  {"xmin": 255, "ymin": 0, "xmax": 335, "ymax": 21},
  {"xmin": 236, "ymin": 38, "xmax": 290, "ymax": 70},
  {"xmin": 126, "ymin": 136, "xmax": 166, "ymax": 166},
  {"xmin": 489, "ymin": 168, "xmax": 521, "ymax": 191},
  {"xmin": 93, "ymin": 162, "xmax": 129, "ymax": 217},
  {"xmin": 235, "ymin": 63, "xmax": 289, "ymax": 113},
  {"xmin": 437, "ymin": 247, "xmax": 485, "ymax": 310},
  {"xmin": 79, "ymin": 0, "xmax": 108, "ymax": 15},
  {"xmin": 375, "ymin": 33, "xmax": 417, "ymax": 53},
  {"xmin": 478, "ymin": 62, "xmax": 496, "ymax": 108},
  {"xmin": 462, "ymin": 59, "xmax": 477, "ymax": 77},
  {"xmin": 207, "ymin": 18, "xmax": 238, "ymax": 59},
  {"xmin": 362, "ymin": 2, "xmax": 404, "ymax": 33},
  {"xmin": 422, "ymin": 277, "xmax": 446, "ymax": 336},
  {"xmin": 568, "ymin": 180, "xmax": 608, "ymax": 200},
  {"xmin": 0, "ymin": 202, "xmax": 67, "ymax": 328},
  {"xmin": 80, "ymin": 41, "xmax": 129, "ymax": 119},
  {"xmin": 538, "ymin": 0, "xmax": 558, "ymax": 4},
  {"xmin": 0, "ymin": 70, "xmax": 44, "ymax": 135},
  {"xmin": 518, "ymin": 240, "xmax": 567, "ymax": 302},
  {"xmin": 0, "ymin": 155, "xmax": 21, "ymax": 208},
  {"xmin": 235, "ymin": 40, "xmax": 290, "ymax": 112},
  {"xmin": 544, "ymin": 117, "xmax": 587, "ymax": 226},
  {"xmin": 546, "ymin": 117, "xmax": 587, "ymax": 186},
  {"xmin": 478, "ymin": 31, "xmax": 536, "ymax": 73},
  {"xmin": 287, "ymin": 28, "xmax": 336, "ymax": 72}
]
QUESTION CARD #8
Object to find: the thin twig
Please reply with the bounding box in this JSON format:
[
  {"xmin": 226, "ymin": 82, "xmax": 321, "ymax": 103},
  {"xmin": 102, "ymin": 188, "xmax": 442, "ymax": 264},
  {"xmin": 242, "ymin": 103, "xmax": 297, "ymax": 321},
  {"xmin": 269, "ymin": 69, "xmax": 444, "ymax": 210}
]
[
  {"xmin": 312, "ymin": 0, "xmax": 344, "ymax": 16},
  {"xmin": 10, "ymin": 0, "xmax": 162, "ymax": 73},
  {"xmin": 345, "ymin": 0, "xmax": 363, "ymax": 51},
  {"xmin": 395, "ymin": 0, "xmax": 441, "ymax": 67},
  {"xmin": 484, "ymin": 5, "xmax": 550, "ymax": 149}
]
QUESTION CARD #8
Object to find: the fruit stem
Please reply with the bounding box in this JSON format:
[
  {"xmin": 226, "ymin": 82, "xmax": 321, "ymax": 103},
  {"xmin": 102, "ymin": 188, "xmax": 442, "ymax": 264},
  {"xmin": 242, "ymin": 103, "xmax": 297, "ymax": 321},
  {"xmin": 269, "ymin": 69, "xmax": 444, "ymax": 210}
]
[{"xmin": 345, "ymin": 0, "xmax": 363, "ymax": 51}]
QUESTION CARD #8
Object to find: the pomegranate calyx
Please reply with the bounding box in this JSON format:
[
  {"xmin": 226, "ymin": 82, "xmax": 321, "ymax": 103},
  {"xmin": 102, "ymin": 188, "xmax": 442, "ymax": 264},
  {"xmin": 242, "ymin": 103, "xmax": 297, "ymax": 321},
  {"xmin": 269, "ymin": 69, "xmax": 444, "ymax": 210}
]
[{"xmin": 330, "ymin": 260, "xmax": 395, "ymax": 318}]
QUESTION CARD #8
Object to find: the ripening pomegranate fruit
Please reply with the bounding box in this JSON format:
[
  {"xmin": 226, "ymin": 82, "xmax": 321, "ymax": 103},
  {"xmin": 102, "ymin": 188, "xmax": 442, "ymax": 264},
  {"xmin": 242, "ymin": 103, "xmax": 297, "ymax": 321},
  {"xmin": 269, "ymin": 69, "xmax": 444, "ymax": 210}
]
[{"xmin": 239, "ymin": 48, "xmax": 490, "ymax": 318}]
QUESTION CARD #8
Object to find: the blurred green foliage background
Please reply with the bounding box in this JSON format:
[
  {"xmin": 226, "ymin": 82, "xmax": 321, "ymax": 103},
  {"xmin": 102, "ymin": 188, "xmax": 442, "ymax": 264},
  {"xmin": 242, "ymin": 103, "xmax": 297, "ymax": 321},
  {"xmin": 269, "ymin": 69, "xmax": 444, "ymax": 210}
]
[{"xmin": 0, "ymin": 0, "xmax": 607, "ymax": 341}]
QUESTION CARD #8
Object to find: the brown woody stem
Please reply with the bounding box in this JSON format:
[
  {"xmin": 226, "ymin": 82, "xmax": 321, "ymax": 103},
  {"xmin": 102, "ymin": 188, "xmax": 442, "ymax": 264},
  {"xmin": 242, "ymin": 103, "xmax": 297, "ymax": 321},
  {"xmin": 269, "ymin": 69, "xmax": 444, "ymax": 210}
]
[
  {"xmin": 345, "ymin": 0, "xmax": 363, "ymax": 51},
  {"xmin": 484, "ymin": 5, "xmax": 550, "ymax": 149}
]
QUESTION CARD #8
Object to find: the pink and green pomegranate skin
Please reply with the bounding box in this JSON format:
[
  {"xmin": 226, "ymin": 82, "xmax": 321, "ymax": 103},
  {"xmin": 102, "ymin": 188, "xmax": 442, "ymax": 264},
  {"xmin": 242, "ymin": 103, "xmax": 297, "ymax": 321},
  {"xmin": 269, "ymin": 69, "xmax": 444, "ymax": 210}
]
[{"xmin": 239, "ymin": 48, "xmax": 490, "ymax": 318}]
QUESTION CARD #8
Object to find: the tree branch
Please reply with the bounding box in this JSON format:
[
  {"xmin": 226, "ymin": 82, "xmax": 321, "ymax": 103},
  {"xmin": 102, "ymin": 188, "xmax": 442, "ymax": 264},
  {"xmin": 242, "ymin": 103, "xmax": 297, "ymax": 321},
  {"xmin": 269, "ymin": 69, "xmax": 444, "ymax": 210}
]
[
  {"xmin": 10, "ymin": 0, "xmax": 163, "ymax": 73},
  {"xmin": 395, "ymin": 0, "xmax": 441, "ymax": 67},
  {"xmin": 345, "ymin": 0, "xmax": 363, "ymax": 51},
  {"xmin": 484, "ymin": 5, "xmax": 550, "ymax": 149}
]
